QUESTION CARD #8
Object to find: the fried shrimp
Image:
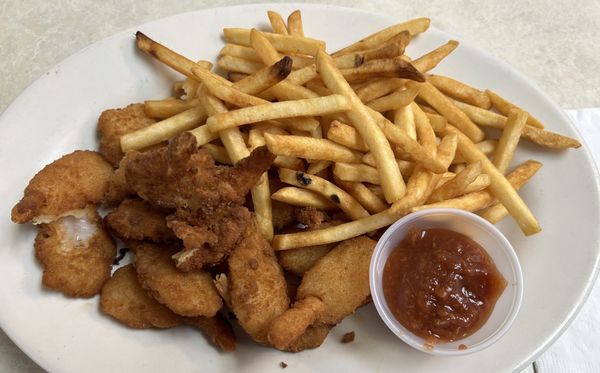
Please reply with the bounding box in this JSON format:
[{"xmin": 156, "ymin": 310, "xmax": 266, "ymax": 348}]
[{"xmin": 34, "ymin": 206, "xmax": 116, "ymax": 297}]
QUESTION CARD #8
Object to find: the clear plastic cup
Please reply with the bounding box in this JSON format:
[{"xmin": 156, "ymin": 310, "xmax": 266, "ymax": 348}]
[{"xmin": 369, "ymin": 208, "xmax": 523, "ymax": 356}]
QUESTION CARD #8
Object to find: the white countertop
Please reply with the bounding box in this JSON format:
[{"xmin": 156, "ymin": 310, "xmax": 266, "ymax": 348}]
[{"xmin": 1, "ymin": 1, "xmax": 599, "ymax": 372}]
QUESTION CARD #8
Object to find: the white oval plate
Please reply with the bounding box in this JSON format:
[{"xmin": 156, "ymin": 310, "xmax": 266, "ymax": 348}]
[{"xmin": 0, "ymin": 4, "xmax": 598, "ymax": 373}]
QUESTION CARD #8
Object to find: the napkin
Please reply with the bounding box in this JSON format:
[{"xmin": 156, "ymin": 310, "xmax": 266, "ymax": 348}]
[{"xmin": 535, "ymin": 108, "xmax": 600, "ymax": 373}]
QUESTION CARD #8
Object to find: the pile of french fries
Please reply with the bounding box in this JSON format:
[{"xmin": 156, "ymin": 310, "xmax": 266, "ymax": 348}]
[{"xmin": 123, "ymin": 9, "xmax": 580, "ymax": 251}]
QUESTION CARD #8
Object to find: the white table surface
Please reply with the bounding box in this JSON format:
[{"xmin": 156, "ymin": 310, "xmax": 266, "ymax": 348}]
[{"xmin": 1, "ymin": 1, "xmax": 599, "ymax": 372}]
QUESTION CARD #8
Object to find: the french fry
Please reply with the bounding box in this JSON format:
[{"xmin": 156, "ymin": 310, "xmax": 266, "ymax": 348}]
[
  {"xmin": 418, "ymin": 81, "xmax": 485, "ymax": 142},
  {"xmin": 493, "ymin": 108, "xmax": 528, "ymax": 174},
  {"xmin": 232, "ymin": 56, "xmax": 294, "ymax": 95},
  {"xmin": 227, "ymin": 72, "xmax": 248, "ymax": 82},
  {"xmin": 217, "ymin": 55, "xmax": 263, "ymax": 74},
  {"xmin": 317, "ymin": 49, "xmax": 406, "ymax": 202},
  {"xmin": 332, "ymin": 17, "xmax": 431, "ymax": 56},
  {"xmin": 412, "ymin": 102, "xmax": 437, "ymax": 156},
  {"xmin": 287, "ymin": 10, "xmax": 304, "ymax": 37},
  {"xmin": 393, "ymin": 105, "xmax": 416, "ymax": 140},
  {"xmin": 361, "ymin": 153, "xmax": 414, "ymax": 175},
  {"xmin": 424, "ymin": 111, "xmax": 448, "ymax": 132},
  {"xmin": 355, "ymin": 78, "xmax": 406, "ymax": 103},
  {"xmin": 306, "ymin": 160, "xmax": 332, "ymax": 175},
  {"xmin": 435, "ymin": 133, "xmax": 458, "ymax": 169},
  {"xmin": 359, "ymin": 31, "xmax": 410, "ymax": 62},
  {"xmin": 135, "ymin": 31, "xmax": 212, "ymax": 78},
  {"xmin": 452, "ymin": 139, "xmax": 497, "ymax": 164},
  {"xmin": 202, "ymin": 143, "xmax": 232, "ymax": 165},
  {"xmin": 366, "ymin": 83, "xmax": 420, "ymax": 112},
  {"xmin": 143, "ymin": 99, "xmax": 197, "ymax": 119},
  {"xmin": 333, "ymin": 163, "xmax": 381, "ymax": 185},
  {"xmin": 278, "ymin": 168, "xmax": 370, "ymax": 220},
  {"xmin": 442, "ymin": 125, "xmax": 541, "ymax": 235},
  {"xmin": 412, "ymin": 40, "xmax": 459, "ymax": 73},
  {"xmin": 451, "ymin": 100, "xmax": 581, "ymax": 149},
  {"xmin": 264, "ymin": 133, "xmax": 363, "ymax": 163},
  {"xmin": 305, "ymin": 80, "xmax": 333, "ymax": 96},
  {"xmin": 121, "ymin": 106, "xmax": 207, "ymax": 151},
  {"xmin": 486, "ymin": 89, "xmax": 544, "ymax": 129},
  {"xmin": 326, "ymin": 120, "xmax": 369, "ymax": 152},
  {"xmin": 223, "ymin": 28, "xmax": 325, "ymax": 56},
  {"xmin": 464, "ymin": 174, "xmax": 491, "ymax": 193},
  {"xmin": 340, "ymin": 58, "xmax": 425, "ymax": 83},
  {"xmin": 414, "ymin": 160, "xmax": 542, "ymax": 214},
  {"xmin": 267, "ymin": 10, "xmax": 288, "ymax": 34},
  {"xmin": 428, "ymin": 74, "xmax": 491, "ymax": 109},
  {"xmin": 336, "ymin": 180, "xmax": 389, "ymax": 213},
  {"xmin": 427, "ymin": 162, "xmax": 482, "ymax": 203},
  {"xmin": 206, "ymin": 95, "xmax": 350, "ymax": 133},
  {"xmin": 271, "ymin": 187, "xmax": 338, "ymax": 211},
  {"xmin": 333, "ymin": 53, "xmax": 366, "ymax": 69},
  {"xmin": 220, "ymin": 44, "xmax": 314, "ymax": 70},
  {"xmin": 249, "ymin": 127, "xmax": 304, "ymax": 171}
]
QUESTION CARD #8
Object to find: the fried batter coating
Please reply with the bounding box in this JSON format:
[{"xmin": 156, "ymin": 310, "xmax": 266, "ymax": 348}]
[
  {"xmin": 12, "ymin": 151, "xmax": 113, "ymax": 224},
  {"xmin": 284, "ymin": 325, "xmax": 331, "ymax": 352},
  {"xmin": 105, "ymin": 199, "xmax": 175, "ymax": 242},
  {"xmin": 133, "ymin": 242, "xmax": 222, "ymax": 317},
  {"xmin": 271, "ymin": 200, "xmax": 296, "ymax": 231},
  {"xmin": 100, "ymin": 264, "xmax": 183, "ymax": 328},
  {"xmin": 278, "ymin": 245, "xmax": 333, "ymax": 277},
  {"xmin": 124, "ymin": 132, "xmax": 275, "ymax": 271},
  {"xmin": 228, "ymin": 217, "xmax": 289, "ymax": 344},
  {"xmin": 98, "ymin": 103, "xmax": 156, "ymax": 167},
  {"xmin": 103, "ymin": 158, "xmax": 136, "ymax": 207},
  {"xmin": 295, "ymin": 207, "xmax": 328, "ymax": 228},
  {"xmin": 34, "ymin": 206, "xmax": 116, "ymax": 297},
  {"xmin": 267, "ymin": 236, "xmax": 375, "ymax": 350},
  {"xmin": 185, "ymin": 314, "xmax": 237, "ymax": 352}
]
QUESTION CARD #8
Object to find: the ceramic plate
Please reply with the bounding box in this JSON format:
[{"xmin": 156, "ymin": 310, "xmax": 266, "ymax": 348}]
[{"xmin": 0, "ymin": 4, "xmax": 598, "ymax": 372}]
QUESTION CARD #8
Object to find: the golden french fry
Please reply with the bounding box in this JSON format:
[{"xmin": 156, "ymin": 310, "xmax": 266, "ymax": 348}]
[
  {"xmin": 424, "ymin": 111, "xmax": 448, "ymax": 132},
  {"xmin": 287, "ymin": 10, "xmax": 304, "ymax": 37},
  {"xmin": 418, "ymin": 81, "xmax": 485, "ymax": 142},
  {"xmin": 464, "ymin": 174, "xmax": 491, "ymax": 193},
  {"xmin": 361, "ymin": 153, "xmax": 414, "ymax": 175},
  {"xmin": 442, "ymin": 125, "xmax": 541, "ymax": 235},
  {"xmin": 135, "ymin": 31, "xmax": 212, "ymax": 78},
  {"xmin": 333, "ymin": 163, "xmax": 381, "ymax": 185},
  {"xmin": 217, "ymin": 55, "xmax": 263, "ymax": 74},
  {"xmin": 412, "ymin": 102, "xmax": 437, "ymax": 156},
  {"xmin": 336, "ymin": 180, "xmax": 388, "ymax": 214},
  {"xmin": 333, "ymin": 17, "xmax": 430, "ymax": 56},
  {"xmin": 206, "ymin": 94, "xmax": 350, "ymax": 133},
  {"xmin": 278, "ymin": 168, "xmax": 370, "ymax": 220},
  {"xmin": 452, "ymin": 140, "xmax": 497, "ymax": 164},
  {"xmin": 220, "ymin": 44, "xmax": 314, "ymax": 70},
  {"xmin": 305, "ymin": 80, "xmax": 333, "ymax": 96},
  {"xmin": 355, "ymin": 78, "xmax": 406, "ymax": 103},
  {"xmin": 493, "ymin": 109, "xmax": 528, "ymax": 173},
  {"xmin": 228, "ymin": 72, "xmax": 248, "ymax": 82},
  {"xmin": 306, "ymin": 160, "xmax": 332, "ymax": 175},
  {"xmin": 121, "ymin": 106, "xmax": 207, "ymax": 151},
  {"xmin": 340, "ymin": 58, "xmax": 425, "ymax": 83},
  {"xmin": 359, "ymin": 31, "xmax": 410, "ymax": 61},
  {"xmin": 428, "ymin": 74, "xmax": 491, "ymax": 109},
  {"xmin": 333, "ymin": 53, "xmax": 366, "ymax": 69},
  {"xmin": 223, "ymin": 28, "xmax": 325, "ymax": 56},
  {"xmin": 230, "ymin": 56, "xmax": 293, "ymax": 94},
  {"xmin": 249, "ymin": 127, "xmax": 304, "ymax": 171},
  {"xmin": 143, "ymin": 99, "xmax": 197, "ymax": 119},
  {"xmin": 435, "ymin": 133, "xmax": 458, "ymax": 169},
  {"xmin": 264, "ymin": 133, "xmax": 363, "ymax": 163},
  {"xmin": 202, "ymin": 143, "xmax": 233, "ymax": 165},
  {"xmin": 366, "ymin": 83, "xmax": 420, "ymax": 112},
  {"xmin": 267, "ymin": 10, "xmax": 288, "ymax": 34},
  {"xmin": 271, "ymin": 187, "xmax": 338, "ymax": 211},
  {"xmin": 412, "ymin": 40, "xmax": 459, "ymax": 73},
  {"xmin": 486, "ymin": 89, "xmax": 544, "ymax": 129},
  {"xmin": 451, "ymin": 100, "xmax": 581, "ymax": 149},
  {"xmin": 317, "ymin": 49, "xmax": 406, "ymax": 203},
  {"xmin": 393, "ymin": 104, "xmax": 416, "ymax": 140},
  {"xmin": 427, "ymin": 162, "xmax": 482, "ymax": 203},
  {"xmin": 326, "ymin": 120, "xmax": 369, "ymax": 152}
]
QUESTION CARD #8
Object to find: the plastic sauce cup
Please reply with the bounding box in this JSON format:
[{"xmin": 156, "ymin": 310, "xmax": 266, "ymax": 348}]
[{"xmin": 369, "ymin": 208, "xmax": 523, "ymax": 356}]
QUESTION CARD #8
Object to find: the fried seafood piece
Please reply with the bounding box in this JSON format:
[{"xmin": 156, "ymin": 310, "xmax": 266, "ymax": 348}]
[
  {"xmin": 34, "ymin": 205, "xmax": 116, "ymax": 297},
  {"xmin": 133, "ymin": 242, "xmax": 222, "ymax": 317},
  {"xmin": 228, "ymin": 218, "xmax": 289, "ymax": 344},
  {"xmin": 97, "ymin": 103, "xmax": 156, "ymax": 167},
  {"xmin": 12, "ymin": 151, "xmax": 113, "ymax": 224},
  {"xmin": 268, "ymin": 236, "xmax": 376, "ymax": 350},
  {"xmin": 271, "ymin": 200, "xmax": 296, "ymax": 231},
  {"xmin": 185, "ymin": 314, "xmax": 237, "ymax": 352},
  {"xmin": 123, "ymin": 132, "xmax": 275, "ymax": 271},
  {"xmin": 100, "ymin": 264, "xmax": 183, "ymax": 328},
  {"xmin": 105, "ymin": 199, "xmax": 175, "ymax": 242},
  {"xmin": 295, "ymin": 207, "xmax": 328, "ymax": 228},
  {"xmin": 284, "ymin": 325, "xmax": 332, "ymax": 352},
  {"xmin": 103, "ymin": 158, "xmax": 136, "ymax": 207}
]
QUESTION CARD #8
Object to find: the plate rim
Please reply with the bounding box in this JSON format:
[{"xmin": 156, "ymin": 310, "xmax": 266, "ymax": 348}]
[{"xmin": 1, "ymin": 3, "xmax": 599, "ymax": 372}]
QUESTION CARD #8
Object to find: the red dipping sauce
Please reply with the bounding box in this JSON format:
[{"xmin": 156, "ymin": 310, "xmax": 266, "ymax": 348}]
[{"xmin": 382, "ymin": 227, "xmax": 507, "ymax": 345}]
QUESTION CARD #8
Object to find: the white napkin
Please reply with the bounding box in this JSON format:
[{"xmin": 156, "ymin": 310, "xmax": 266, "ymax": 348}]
[{"xmin": 535, "ymin": 108, "xmax": 600, "ymax": 373}]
